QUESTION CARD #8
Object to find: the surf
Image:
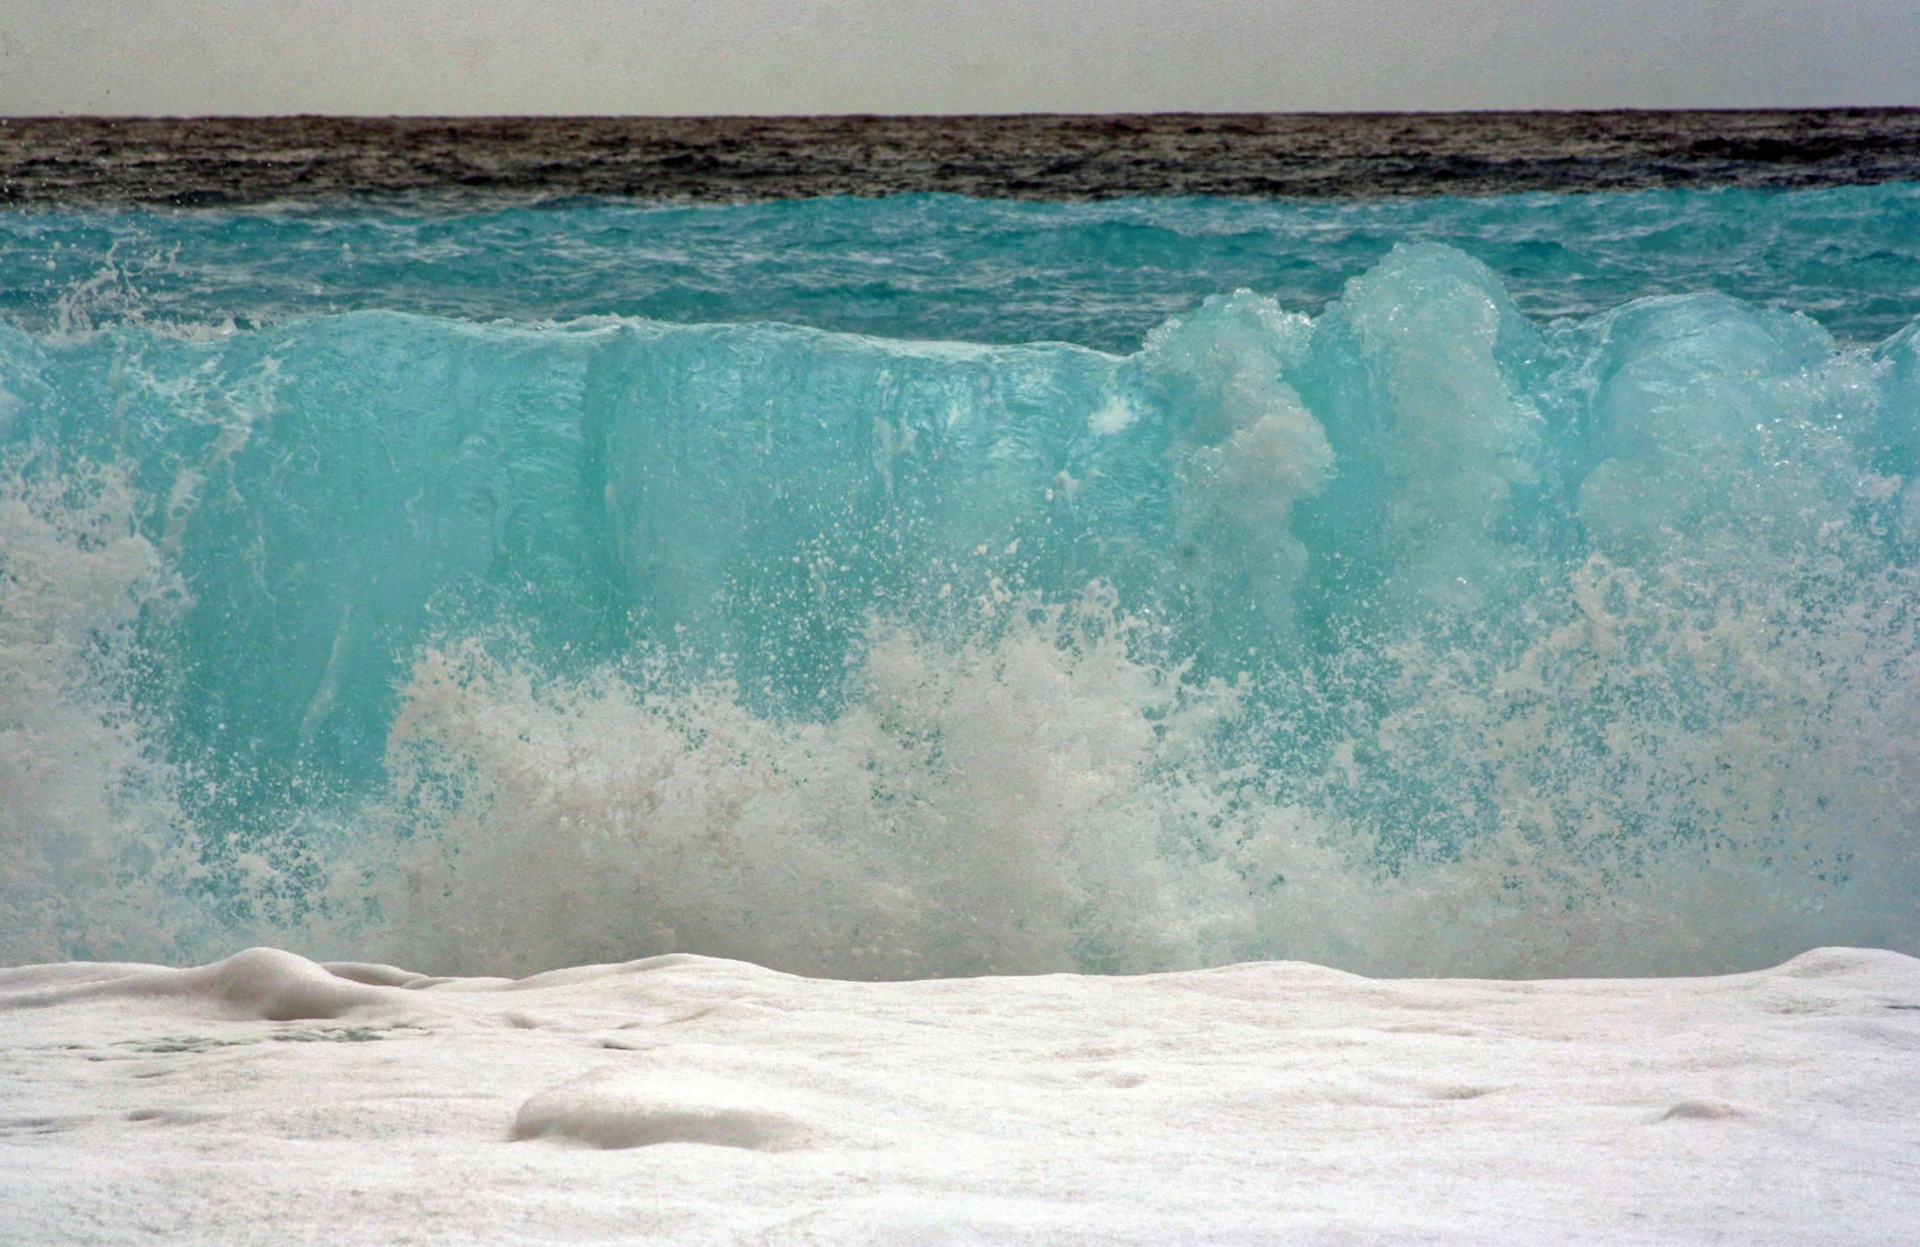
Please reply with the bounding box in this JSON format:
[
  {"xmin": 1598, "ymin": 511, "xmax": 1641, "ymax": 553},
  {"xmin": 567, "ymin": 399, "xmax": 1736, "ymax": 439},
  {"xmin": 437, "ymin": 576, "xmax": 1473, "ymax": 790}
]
[{"xmin": 3, "ymin": 206, "xmax": 1917, "ymax": 980}]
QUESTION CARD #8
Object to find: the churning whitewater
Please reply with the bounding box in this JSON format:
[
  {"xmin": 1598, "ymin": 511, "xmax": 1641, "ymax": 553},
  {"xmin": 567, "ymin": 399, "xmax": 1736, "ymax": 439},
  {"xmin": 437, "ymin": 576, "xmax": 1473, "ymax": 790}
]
[{"xmin": 3, "ymin": 194, "xmax": 1919, "ymax": 980}]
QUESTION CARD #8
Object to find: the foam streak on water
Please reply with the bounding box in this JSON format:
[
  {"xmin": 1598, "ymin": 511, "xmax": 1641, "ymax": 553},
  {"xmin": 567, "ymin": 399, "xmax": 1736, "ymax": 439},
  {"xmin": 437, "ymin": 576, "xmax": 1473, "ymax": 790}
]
[{"xmin": 2, "ymin": 194, "xmax": 1918, "ymax": 979}]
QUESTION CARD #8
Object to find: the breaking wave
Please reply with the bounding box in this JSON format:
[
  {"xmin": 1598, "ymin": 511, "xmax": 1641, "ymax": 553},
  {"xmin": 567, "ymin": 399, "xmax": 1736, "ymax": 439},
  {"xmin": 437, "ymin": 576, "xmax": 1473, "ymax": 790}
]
[{"xmin": 3, "ymin": 234, "xmax": 1918, "ymax": 977}]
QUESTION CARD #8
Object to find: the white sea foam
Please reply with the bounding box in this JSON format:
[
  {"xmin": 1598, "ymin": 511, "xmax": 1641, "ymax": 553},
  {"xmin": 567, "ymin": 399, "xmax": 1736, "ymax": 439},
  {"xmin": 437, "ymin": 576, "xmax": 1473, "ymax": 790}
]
[
  {"xmin": 3, "ymin": 944, "xmax": 1917, "ymax": 1243},
  {"xmin": 357, "ymin": 550, "xmax": 1920, "ymax": 980},
  {"xmin": 0, "ymin": 464, "xmax": 198, "ymax": 965}
]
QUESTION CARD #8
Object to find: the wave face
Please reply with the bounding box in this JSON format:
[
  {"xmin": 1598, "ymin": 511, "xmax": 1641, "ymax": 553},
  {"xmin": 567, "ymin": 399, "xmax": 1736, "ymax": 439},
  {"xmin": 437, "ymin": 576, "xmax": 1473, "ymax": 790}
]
[{"xmin": 3, "ymin": 192, "xmax": 1919, "ymax": 978}]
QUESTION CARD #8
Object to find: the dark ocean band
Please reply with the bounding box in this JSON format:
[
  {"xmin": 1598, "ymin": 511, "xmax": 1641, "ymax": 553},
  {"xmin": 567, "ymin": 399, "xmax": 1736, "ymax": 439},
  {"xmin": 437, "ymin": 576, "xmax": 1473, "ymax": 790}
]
[{"xmin": 5, "ymin": 110, "xmax": 1920, "ymax": 207}]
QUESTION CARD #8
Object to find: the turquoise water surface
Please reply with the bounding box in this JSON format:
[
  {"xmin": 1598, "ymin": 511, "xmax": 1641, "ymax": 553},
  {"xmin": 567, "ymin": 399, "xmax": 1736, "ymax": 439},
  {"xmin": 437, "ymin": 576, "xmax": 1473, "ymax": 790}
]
[{"xmin": 4, "ymin": 187, "xmax": 1918, "ymax": 978}]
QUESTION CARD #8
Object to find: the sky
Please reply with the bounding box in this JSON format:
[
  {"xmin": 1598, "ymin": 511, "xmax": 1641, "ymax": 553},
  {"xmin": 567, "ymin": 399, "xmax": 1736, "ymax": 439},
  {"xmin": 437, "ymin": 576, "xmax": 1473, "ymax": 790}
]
[{"xmin": 0, "ymin": 0, "xmax": 1915, "ymax": 115}]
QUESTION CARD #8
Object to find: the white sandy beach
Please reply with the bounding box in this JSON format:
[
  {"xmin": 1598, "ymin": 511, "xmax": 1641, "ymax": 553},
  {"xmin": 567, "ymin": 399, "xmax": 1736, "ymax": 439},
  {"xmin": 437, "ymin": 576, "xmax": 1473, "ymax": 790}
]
[{"xmin": 4, "ymin": 945, "xmax": 1918, "ymax": 1245}]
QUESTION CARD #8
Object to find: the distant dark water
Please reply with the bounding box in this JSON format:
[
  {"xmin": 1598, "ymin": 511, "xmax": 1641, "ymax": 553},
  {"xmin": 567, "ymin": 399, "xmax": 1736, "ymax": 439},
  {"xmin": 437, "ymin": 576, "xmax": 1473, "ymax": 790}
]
[{"xmin": 4, "ymin": 111, "xmax": 1919, "ymax": 207}]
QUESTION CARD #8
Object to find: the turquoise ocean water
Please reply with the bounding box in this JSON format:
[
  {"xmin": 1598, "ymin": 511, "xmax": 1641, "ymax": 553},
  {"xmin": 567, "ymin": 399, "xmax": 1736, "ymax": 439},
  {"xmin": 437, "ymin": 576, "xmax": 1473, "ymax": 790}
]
[{"xmin": 4, "ymin": 186, "xmax": 1918, "ymax": 978}]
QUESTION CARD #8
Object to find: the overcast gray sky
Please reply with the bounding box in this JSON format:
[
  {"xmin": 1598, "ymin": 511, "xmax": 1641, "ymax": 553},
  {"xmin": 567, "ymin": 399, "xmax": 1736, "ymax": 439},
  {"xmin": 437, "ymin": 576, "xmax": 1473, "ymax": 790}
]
[{"xmin": 1, "ymin": 0, "xmax": 1915, "ymax": 115}]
